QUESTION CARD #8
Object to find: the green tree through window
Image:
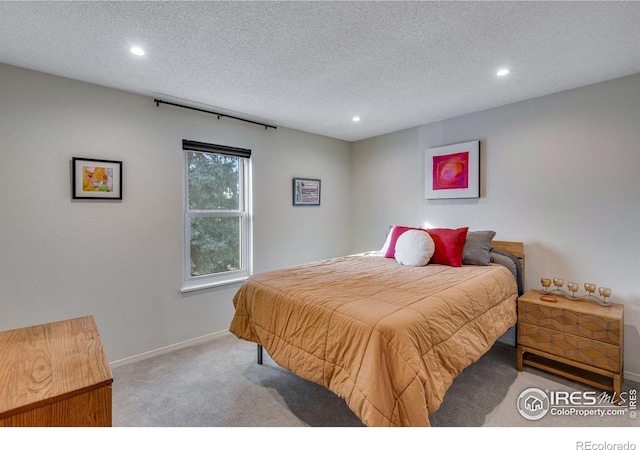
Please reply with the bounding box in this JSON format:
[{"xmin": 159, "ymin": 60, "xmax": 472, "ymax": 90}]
[{"xmin": 183, "ymin": 141, "xmax": 251, "ymax": 290}]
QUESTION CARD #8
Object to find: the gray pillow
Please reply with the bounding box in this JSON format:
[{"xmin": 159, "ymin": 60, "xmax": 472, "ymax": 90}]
[{"xmin": 462, "ymin": 230, "xmax": 496, "ymax": 265}]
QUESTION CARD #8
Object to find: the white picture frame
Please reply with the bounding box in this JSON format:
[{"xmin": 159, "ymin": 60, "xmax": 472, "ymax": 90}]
[{"xmin": 425, "ymin": 140, "xmax": 480, "ymax": 199}]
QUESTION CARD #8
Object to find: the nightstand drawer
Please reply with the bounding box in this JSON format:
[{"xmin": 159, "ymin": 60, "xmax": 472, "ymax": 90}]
[
  {"xmin": 518, "ymin": 301, "xmax": 621, "ymax": 345},
  {"xmin": 518, "ymin": 322, "xmax": 621, "ymax": 372}
]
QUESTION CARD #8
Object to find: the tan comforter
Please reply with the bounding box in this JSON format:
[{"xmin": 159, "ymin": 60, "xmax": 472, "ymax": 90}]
[{"xmin": 229, "ymin": 254, "xmax": 517, "ymax": 426}]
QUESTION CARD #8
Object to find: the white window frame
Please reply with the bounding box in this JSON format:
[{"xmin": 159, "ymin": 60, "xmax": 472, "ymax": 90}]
[{"xmin": 181, "ymin": 141, "xmax": 252, "ymax": 293}]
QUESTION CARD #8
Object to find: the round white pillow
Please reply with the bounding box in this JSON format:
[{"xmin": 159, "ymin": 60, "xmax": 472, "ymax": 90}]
[{"xmin": 395, "ymin": 230, "xmax": 435, "ymax": 267}]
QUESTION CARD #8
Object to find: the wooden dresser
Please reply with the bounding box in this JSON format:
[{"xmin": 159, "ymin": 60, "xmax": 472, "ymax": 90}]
[
  {"xmin": 0, "ymin": 316, "xmax": 113, "ymax": 426},
  {"xmin": 517, "ymin": 289, "xmax": 624, "ymax": 394}
]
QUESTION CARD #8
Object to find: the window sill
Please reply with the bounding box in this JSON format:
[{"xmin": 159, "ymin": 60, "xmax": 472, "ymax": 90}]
[{"xmin": 180, "ymin": 276, "xmax": 248, "ymax": 294}]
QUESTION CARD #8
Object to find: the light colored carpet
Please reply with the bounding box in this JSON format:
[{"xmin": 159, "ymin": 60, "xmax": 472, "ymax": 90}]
[{"xmin": 112, "ymin": 333, "xmax": 639, "ymax": 427}]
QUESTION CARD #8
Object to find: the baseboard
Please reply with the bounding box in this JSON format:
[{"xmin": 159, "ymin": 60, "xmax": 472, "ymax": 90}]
[
  {"xmin": 109, "ymin": 329, "xmax": 231, "ymax": 369},
  {"xmin": 110, "ymin": 330, "xmax": 640, "ymax": 385},
  {"xmin": 624, "ymin": 370, "xmax": 640, "ymax": 383}
]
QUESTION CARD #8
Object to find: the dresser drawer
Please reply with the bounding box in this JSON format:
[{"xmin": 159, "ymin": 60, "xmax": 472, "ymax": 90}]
[
  {"xmin": 518, "ymin": 301, "xmax": 621, "ymax": 345},
  {"xmin": 518, "ymin": 322, "xmax": 620, "ymax": 372}
]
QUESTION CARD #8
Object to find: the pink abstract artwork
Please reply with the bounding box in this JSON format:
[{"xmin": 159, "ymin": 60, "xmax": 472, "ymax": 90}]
[{"xmin": 432, "ymin": 151, "xmax": 469, "ymax": 190}]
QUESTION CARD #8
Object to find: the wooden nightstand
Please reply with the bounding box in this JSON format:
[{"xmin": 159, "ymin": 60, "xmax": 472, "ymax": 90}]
[{"xmin": 517, "ymin": 289, "xmax": 624, "ymax": 394}]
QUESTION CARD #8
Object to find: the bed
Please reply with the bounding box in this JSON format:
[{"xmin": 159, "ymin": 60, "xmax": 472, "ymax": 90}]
[{"xmin": 229, "ymin": 227, "xmax": 523, "ymax": 427}]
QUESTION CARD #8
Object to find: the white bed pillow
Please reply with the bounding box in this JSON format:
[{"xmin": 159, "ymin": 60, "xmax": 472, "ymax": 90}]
[
  {"xmin": 394, "ymin": 229, "xmax": 435, "ymax": 267},
  {"xmin": 380, "ymin": 227, "xmax": 393, "ymax": 254}
]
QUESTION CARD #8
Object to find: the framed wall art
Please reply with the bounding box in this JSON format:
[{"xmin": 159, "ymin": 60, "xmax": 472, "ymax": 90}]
[
  {"xmin": 292, "ymin": 177, "xmax": 321, "ymax": 206},
  {"xmin": 72, "ymin": 157, "xmax": 122, "ymax": 200},
  {"xmin": 425, "ymin": 140, "xmax": 480, "ymax": 199}
]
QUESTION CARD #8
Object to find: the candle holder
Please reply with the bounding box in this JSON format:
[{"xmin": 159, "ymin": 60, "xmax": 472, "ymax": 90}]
[
  {"xmin": 548, "ymin": 278, "xmax": 569, "ymax": 297},
  {"xmin": 567, "ymin": 282, "xmax": 579, "ymax": 298},
  {"xmin": 540, "ymin": 278, "xmax": 551, "ymax": 294},
  {"xmin": 598, "ymin": 287, "xmax": 612, "ymax": 306},
  {"xmin": 584, "ymin": 283, "xmax": 598, "ymax": 299},
  {"xmin": 539, "ymin": 278, "xmax": 613, "ymax": 306}
]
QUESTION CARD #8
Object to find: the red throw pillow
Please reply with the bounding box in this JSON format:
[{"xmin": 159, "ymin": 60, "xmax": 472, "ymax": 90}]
[
  {"xmin": 384, "ymin": 225, "xmax": 426, "ymax": 258},
  {"xmin": 426, "ymin": 227, "xmax": 469, "ymax": 267}
]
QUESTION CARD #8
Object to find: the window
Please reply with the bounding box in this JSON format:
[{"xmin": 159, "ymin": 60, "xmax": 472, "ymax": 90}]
[{"xmin": 182, "ymin": 140, "xmax": 252, "ymax": 292}]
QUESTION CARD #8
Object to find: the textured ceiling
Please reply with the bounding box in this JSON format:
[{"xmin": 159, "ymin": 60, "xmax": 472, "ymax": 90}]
[{"xmin": 0, "ymin": 1, "xmax": 639, "ymax": 142}]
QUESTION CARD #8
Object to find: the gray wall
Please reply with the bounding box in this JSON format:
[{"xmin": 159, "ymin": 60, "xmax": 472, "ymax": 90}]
[
  {"xmin": 0, "ymin": 63, "xmax": 351, "ymax": 362},
  {"xmin": 351, "ymin": 74, "xmax": 640, "ymax": 379},
  {"xmin": 2, "ymin": 62, "xmax": 638, "ymax": 380}
]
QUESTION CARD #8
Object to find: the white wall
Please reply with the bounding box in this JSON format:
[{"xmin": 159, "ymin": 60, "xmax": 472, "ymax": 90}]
[
  {"xmin": 0, "ymin": 63, "xmax": 351, "ymax": 362},
  {"xmin": 351, "ymin": 74, "xmax": 640, "ymax": 378}
]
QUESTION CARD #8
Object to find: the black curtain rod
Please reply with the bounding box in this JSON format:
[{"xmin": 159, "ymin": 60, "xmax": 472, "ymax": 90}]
[{"xmin": 154, "ymin": 99, "xmax": 277, "ymax": 131}]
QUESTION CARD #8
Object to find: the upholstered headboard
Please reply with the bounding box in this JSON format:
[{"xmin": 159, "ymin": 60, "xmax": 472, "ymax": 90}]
[
  {"xmin": 491, "ymin": 240, "xmax": 524, "ymax": 295},
  {"xmin": 491, "ymin": 240, "xmax": 524, "ymax": 273}
]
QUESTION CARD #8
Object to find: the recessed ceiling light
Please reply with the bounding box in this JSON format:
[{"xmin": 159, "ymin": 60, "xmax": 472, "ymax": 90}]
[
  {"xmin": 496, "ymin": 69, "xmax": 510, "ymax": 76},
  {"xmin": 130, "ymin": 47, "xmax": 145, "ymax": 56},
  {"xmin": 352, "ymin": 116, "xmax": 361, "ymax": 122}
]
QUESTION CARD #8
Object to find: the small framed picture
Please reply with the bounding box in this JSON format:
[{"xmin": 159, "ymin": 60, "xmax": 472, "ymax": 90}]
[
  {"xmin": 425, "ymin": 140, "xmax": 480, "ymax": 199},
  {"xmin": 72, "ymin": 157, "xmax": 122, "ymax": 200},
  {"xmin": 293, "ymin": 177, "xmax": 321, "ymax": 206}
]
